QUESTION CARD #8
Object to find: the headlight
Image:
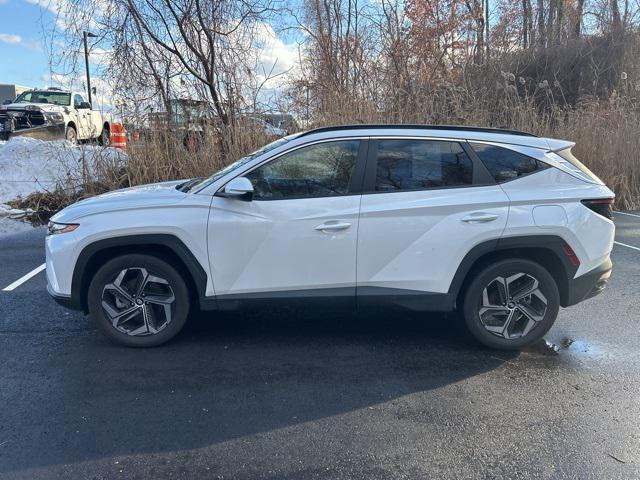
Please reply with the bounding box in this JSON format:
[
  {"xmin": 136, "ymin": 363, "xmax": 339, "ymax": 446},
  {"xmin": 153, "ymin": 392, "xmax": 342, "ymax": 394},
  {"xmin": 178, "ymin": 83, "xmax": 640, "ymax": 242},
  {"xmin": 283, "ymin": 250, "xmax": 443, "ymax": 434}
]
[
  {"xmin": 47, "ymin": 221, "xmax": 79, "ymax": 235},
  {"xmin": 44, "ymin": 112, "xmax": 64, "ymax": 125},
  {"xmin": 25, "ymin": 104, "xmax": 41, "ymax": 111},
  {"xmin": 45, "ymin": 112, "xmax": 63, "ymax": 121}
]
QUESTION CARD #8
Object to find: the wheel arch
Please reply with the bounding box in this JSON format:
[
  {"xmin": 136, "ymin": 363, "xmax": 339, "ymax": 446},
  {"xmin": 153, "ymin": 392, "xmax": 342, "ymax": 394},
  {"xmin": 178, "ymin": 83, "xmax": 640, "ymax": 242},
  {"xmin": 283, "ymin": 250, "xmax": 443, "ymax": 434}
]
[
  {"xmin": 450, "ymin": 236, "xmax": 578, "ymax": 308},
  {"xmin": 71, "ymin": 234, "xmax": 209, "ymax": 313}
]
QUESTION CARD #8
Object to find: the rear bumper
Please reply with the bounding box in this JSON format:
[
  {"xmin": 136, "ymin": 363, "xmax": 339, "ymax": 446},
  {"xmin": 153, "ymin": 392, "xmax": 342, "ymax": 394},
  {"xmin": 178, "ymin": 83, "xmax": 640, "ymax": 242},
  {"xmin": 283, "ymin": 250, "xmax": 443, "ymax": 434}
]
[{"xmin": 564, "ymin": 257, "xmax": 612, "ymax": 307}]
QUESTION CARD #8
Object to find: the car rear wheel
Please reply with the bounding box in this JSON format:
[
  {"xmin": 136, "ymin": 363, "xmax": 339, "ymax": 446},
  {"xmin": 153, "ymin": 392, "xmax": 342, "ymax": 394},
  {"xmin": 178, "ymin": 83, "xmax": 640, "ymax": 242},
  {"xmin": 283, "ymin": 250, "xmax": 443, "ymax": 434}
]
[
  {"xmin": 88, "ymin": 254, "xmax": 190, "ymax": 347},
  {"xmin": 462, "ymin": 259, "xmax": 560, "ymax": 350},
  {"xmin": 98, "ymin": 125, "xmax": 110, "ymax": 146}
]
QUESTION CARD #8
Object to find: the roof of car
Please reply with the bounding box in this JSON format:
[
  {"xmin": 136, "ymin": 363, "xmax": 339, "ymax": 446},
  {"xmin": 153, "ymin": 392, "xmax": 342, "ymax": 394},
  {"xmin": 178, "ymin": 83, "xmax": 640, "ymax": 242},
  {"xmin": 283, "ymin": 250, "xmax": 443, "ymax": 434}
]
[
  {"xmin": 296, "ymin": 124, "xmax": 573, "ymax": 151},
  {"xmin": 299, "ymin": 124, "xmax": 537, "ymax": 137}
]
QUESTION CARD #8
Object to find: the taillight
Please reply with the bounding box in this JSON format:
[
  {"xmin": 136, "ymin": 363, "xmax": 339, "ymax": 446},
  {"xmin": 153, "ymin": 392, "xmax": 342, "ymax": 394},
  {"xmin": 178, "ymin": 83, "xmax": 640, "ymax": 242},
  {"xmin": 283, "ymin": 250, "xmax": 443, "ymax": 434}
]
[{"xmin": 581, "ymin": 198, "xmax": 614, "ymax": 220}]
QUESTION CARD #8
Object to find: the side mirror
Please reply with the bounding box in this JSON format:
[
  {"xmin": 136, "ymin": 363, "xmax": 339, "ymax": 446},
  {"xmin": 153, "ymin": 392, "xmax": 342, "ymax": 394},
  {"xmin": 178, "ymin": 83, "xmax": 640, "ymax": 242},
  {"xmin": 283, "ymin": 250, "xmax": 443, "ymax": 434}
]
[
  {"xmin": 80, "ymin": 101, "xmax": 91, "ymax": 109},
  {"xmin": 218, "ymin": 177, "xmax": 254, "ymax": 201}
]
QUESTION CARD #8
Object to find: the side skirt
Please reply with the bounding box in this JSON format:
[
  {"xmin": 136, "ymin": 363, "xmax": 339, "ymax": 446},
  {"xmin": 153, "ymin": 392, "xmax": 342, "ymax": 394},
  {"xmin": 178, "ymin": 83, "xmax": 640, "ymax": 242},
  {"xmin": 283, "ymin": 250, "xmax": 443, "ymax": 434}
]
[{"xmin": 201, "ymin": 286, "xmax": 453, "ymax": 312}]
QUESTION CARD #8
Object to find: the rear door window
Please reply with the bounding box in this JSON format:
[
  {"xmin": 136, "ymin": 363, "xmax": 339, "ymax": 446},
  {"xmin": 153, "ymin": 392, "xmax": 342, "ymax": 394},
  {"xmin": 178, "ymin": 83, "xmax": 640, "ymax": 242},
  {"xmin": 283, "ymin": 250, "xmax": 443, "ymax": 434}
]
[{"xmin": 372, "ymin": 139, "xmax": 473, "ymax": 192}]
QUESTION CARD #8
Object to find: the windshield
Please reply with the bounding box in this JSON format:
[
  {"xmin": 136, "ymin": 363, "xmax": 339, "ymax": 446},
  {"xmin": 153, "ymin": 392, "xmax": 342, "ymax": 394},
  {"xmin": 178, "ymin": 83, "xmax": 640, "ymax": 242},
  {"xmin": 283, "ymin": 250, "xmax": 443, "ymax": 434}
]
[
  {"xmin": 14, "ymin": 91, "xmax": 71, "ymax": 106},
  {"xmin": 189, "ymin": 134, "xmax": 301, "ymax": 192}
]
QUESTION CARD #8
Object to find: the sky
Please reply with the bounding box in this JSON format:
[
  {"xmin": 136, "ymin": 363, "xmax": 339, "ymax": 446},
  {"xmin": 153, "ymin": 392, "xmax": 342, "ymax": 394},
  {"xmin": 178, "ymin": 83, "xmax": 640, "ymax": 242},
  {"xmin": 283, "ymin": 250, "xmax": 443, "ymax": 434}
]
[
  {"xmin": 0, "ymin": 0, "xmax": 56, "ymax": 87},
  {"xmin": 0, "ymin": 0, "xmax": 301, "ymax": 105}
]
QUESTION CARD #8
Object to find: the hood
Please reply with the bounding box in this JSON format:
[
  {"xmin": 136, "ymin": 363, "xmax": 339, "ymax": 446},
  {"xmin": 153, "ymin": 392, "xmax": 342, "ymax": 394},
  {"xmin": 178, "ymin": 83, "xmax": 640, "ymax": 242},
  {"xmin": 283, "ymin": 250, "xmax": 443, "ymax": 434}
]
[
  {"xmin": 51, "ymin": 180, "xmax": 190, "ymax": 223},
  {"xmin": 1, "ymin": 103, "xmax": 66, "ymax": 113}
]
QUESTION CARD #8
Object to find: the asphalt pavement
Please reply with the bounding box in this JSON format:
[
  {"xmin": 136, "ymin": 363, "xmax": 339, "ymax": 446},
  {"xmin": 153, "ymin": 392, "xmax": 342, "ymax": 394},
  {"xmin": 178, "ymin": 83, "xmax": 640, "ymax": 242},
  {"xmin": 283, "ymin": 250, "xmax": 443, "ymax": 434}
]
[{"xmin": 0, "ymin": 213, "xmax": 639, "ymax": 479}]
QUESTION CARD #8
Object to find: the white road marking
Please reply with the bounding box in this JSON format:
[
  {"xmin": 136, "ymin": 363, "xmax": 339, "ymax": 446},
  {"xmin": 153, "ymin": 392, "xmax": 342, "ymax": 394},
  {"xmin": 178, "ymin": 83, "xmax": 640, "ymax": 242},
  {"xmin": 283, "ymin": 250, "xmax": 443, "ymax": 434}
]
[
  {"xmin": 614, "ymin": 211, "xmax": 640, "ymax": 219},
  {"xmin": 2, "ymin": 263, "xmax": 46, "ymax": 292},
  {"xmin": 614, "ymin": 241, "xmax": 640, "ymax": 252}
]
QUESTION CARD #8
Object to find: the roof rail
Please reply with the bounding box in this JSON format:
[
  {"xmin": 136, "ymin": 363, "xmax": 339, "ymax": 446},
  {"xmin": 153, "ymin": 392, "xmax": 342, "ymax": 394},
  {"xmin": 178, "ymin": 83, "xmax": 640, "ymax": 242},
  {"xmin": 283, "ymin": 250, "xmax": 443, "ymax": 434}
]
[{"xmin": 298, "ymin": 124, "xmax": 537, "ymax": 138}]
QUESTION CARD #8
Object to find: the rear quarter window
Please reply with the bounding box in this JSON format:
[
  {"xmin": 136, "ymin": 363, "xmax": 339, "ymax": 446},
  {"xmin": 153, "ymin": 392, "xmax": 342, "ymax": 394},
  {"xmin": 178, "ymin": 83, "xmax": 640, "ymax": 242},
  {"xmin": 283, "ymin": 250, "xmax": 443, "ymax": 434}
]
[
  {"xmin": 470, "ymin": 143, "xmax": 548, "ymax": 183},
  {"xmin": 554, "ymin": 148, "xmax": 604, "ymax": 185}
]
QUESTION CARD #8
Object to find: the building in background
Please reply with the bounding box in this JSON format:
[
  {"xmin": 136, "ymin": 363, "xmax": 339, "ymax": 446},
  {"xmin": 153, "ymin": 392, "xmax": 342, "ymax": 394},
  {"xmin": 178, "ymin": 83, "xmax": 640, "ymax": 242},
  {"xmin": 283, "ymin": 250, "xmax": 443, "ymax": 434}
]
[{"xmin": 0, "ymin": 84, "xmax": 31, "ymax": 104}]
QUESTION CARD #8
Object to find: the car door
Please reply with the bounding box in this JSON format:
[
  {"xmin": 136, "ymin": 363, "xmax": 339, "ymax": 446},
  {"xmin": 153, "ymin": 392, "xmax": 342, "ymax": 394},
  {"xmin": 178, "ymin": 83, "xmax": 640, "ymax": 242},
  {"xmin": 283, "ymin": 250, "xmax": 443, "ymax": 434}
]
[
  {"xmin": 72, "ymin": 94, "xmax": 91, "ymax": 139},
  {"xmin": 356, "ymin": 137, "xmax": 510, "ymax": 303},
  {"xmin": 207, "ymin": 138, "xmax": 367, "ymax": 302}
]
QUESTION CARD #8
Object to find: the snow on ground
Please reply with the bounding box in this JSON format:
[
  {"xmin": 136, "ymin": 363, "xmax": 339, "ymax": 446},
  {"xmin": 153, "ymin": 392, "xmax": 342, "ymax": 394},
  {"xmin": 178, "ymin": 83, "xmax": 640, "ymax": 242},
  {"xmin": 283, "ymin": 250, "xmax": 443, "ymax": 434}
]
[
  {"xmin": 0, "ymin": 137, "xmax": 125, "ymax": 203},
  {"xmin": 0, "ymin": 137, "xmax": 126, "ymax": 233},
  {"xmin": 0, "ymin": 216, "xmax": 35, "ymax": 235}
]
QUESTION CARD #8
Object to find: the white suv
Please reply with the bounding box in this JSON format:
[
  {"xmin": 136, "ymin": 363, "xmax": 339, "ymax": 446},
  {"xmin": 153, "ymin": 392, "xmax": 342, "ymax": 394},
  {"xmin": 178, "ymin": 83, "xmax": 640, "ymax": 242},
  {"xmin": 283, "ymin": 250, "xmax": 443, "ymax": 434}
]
[{"xmin": 46, "ymin": 125, "xmax": 615, "ymax": 349}]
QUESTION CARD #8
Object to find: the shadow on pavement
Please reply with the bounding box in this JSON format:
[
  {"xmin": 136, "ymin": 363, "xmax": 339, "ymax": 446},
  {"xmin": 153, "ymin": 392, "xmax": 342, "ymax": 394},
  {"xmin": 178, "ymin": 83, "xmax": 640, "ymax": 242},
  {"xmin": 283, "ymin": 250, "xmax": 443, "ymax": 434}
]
[{"xmin": 0, "ymin": 305, "xmax": 515, "ymax": 474}]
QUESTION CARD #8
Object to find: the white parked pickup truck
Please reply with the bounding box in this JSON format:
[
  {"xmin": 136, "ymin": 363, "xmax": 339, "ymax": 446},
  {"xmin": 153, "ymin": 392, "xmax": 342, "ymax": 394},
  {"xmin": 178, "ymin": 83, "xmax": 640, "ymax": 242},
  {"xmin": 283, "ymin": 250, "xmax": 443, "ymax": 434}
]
[{"xmin": 0, "ymin": 87, "xmax": 112, "ymax": 145}]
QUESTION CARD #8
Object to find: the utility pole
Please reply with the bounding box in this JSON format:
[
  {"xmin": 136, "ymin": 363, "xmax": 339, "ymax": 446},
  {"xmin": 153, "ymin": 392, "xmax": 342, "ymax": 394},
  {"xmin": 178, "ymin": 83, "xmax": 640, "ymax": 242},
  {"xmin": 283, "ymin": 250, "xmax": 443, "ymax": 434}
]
[
  {"xmin": 484, "ymin": 0, "xmax": 490, "ymax": 58},
  {"xmin": 83, "ymin": 31, "xmax": 98, "ymax": 105}
]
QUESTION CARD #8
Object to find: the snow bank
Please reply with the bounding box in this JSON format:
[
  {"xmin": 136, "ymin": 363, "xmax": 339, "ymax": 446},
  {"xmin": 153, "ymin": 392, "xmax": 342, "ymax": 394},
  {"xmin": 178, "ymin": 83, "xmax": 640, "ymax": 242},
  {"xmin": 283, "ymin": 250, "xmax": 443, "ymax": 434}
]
[
  {"xmin": 0, "ymin": 217, "xmax": 35, "ymax": 235},
  {"xmin": 0, "ymin": 137, "xmax": 126, "ymax": 205}
]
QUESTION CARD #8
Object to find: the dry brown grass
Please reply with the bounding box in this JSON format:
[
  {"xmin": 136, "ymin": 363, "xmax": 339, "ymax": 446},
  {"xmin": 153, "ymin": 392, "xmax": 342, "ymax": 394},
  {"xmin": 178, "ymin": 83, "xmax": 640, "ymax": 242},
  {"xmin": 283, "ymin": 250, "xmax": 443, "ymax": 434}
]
[{"xmin": 124, "ymin": 127, "xmax": 273, "ymax": 186}]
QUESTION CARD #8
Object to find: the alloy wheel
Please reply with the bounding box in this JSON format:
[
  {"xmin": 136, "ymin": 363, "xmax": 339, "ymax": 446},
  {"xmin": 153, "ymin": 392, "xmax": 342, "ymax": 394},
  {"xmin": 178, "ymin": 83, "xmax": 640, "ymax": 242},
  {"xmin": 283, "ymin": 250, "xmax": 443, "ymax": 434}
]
[
  {"xmin": 478, "ymin": 273, "xmax": 548, "ymax": 339},
  {"xmin": 101, "ymin": 267, "xmax": 175, "ymax": 336}
]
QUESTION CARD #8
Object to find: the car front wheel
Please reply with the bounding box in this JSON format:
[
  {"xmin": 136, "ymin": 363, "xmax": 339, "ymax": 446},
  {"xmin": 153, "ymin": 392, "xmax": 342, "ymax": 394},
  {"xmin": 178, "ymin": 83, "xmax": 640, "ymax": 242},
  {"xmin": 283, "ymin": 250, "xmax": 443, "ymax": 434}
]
[
  {"xmin": 87, "ymin": 254, "xmax": 190, "ymax": 347},
  {"xmin": 462, "ymin": 259, "xmax": 560, "ymax": 350},
  {"xmin": 65, "ymin": 125, "xmax": 78, "ymax": 145}
]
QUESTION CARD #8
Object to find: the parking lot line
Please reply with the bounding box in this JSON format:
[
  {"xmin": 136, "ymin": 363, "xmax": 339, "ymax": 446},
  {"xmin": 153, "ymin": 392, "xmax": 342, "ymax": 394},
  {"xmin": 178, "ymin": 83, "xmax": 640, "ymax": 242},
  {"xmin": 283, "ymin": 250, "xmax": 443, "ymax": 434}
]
[
  {"xmin": 2, "ymin": 263, "xmax": 46, "ymax": 292},
  {"xmin": 614, "ymin": 241, "xmax": 640, "ymax": 252},
  {"xmin": 614, "ymin": 211, "xmax": 640, "ymax": 219}
]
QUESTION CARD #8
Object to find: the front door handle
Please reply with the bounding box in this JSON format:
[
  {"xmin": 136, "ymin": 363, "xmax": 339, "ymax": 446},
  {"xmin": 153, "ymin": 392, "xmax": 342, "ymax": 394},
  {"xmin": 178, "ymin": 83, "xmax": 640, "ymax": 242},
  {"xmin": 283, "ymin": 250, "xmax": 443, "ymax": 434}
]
[
  {"xmin": 315, "ymin": 221, "xmax": 352, "ymax": 232},
  {"xmin": 461, "ymin": 213, "xmax": 499, "ymax": 224}
]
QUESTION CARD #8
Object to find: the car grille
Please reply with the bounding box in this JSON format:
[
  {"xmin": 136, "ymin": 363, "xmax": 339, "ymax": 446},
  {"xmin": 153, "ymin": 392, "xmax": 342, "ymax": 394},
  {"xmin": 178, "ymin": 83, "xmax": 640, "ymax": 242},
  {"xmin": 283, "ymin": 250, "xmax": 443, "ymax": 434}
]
[{"xmin": 0, "ymin": 109, "xmax": 46, "ymax": 130}]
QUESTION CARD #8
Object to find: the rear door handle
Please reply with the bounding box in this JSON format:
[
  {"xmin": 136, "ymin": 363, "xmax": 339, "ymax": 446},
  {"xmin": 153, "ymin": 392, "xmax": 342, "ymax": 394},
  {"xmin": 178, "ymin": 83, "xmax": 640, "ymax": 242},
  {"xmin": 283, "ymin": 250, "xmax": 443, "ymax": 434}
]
[
  {"xmin": 315, "ymin": 221, "xmax": 352, "ymax": 232},
  {"xmin": 461, "ymin": 213, "xmax": 499, "ymax": 224}
]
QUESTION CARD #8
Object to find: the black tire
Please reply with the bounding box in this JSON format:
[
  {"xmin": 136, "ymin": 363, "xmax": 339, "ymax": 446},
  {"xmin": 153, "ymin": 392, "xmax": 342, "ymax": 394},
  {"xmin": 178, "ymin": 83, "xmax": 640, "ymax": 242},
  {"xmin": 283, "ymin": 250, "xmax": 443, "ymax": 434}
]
[
  {"xmin": 65, "ymin": 125, "xmax": 78, "ymax": 145},
  {"xmin": 98, "ymin": 125, "xmax": 110, "ymax": 146},
  {"xmin": 462, "ymin": 259, "xmax": 560, "ymax": 350},
  {"xmin": 87, "ymin": 254, "xmax": 191, "ymax": 347}
]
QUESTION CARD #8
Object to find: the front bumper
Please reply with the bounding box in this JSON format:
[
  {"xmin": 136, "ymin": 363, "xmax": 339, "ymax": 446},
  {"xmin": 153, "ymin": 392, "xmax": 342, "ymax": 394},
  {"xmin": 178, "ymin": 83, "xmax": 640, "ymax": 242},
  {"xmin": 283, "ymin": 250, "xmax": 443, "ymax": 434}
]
[
  {"xmin": 47, "ymin": 284, "xmax": 80, "ymax": 310},
  {"xmin": 564, "ymin": 257, "xmax": 612, "ymax": 307},
  {"xmin": 45, "ymin": 231, "xmax": 83, "ymax": 311},
  {"xmin": 0, "ymin": 123, "xmax": 65, "ymax": 141}
]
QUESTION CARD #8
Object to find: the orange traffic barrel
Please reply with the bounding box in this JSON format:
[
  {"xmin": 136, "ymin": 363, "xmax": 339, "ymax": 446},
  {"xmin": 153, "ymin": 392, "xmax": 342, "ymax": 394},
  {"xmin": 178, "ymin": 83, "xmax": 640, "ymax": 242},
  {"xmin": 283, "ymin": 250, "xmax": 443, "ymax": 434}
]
[{"xmin": 110, "ymin": 123, "xmax": 127, "ymax": 151}]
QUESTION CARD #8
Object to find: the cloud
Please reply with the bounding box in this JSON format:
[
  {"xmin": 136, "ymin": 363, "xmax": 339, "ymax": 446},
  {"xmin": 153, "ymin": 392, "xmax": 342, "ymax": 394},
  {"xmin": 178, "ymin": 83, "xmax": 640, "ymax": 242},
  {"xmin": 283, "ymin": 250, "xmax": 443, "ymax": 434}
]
[
  {"xmin": 249, "ymin": 22, "xmax": 302, "ymax": 93},
  {"xmin": 0, "ymin": 33, "xmax": 22, "ymax": 44},
  {"xmin": 255, "ymin": 23, "xmax": 299, "ymax": 74}
]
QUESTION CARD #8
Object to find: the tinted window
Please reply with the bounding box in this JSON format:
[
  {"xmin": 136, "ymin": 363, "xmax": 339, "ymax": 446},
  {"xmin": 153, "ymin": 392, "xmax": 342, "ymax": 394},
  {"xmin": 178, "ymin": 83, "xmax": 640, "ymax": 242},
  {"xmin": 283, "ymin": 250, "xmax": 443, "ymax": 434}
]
[
  {"xmin": 374, "ymin": 139, "xmax": 473, "ymax": 191},
  {"xmin": 245, "ymin": 140, "xmax": 359, "ymax": 200},
  {"xmin": 471, "ymin": 143, "xmax": 548, "ymax": 183},
  {"xmin": 74, "ymin": 94, "xmax": 85, "ymax": 108}
]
